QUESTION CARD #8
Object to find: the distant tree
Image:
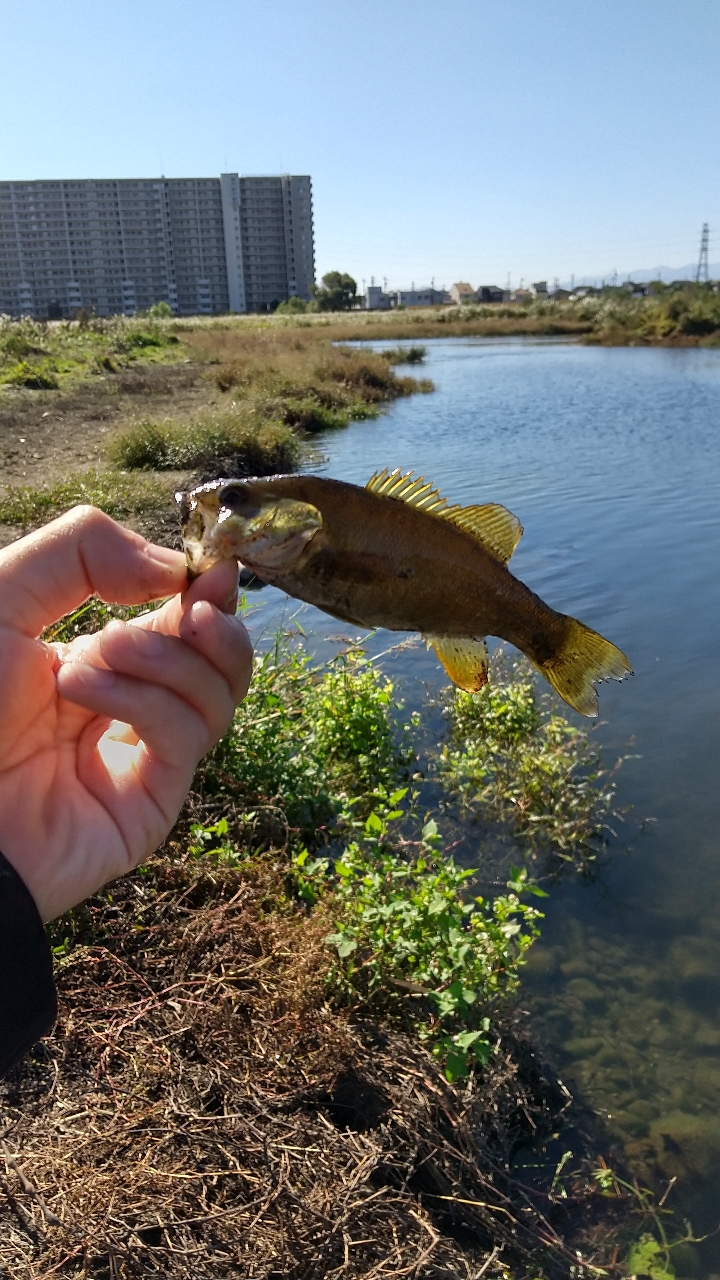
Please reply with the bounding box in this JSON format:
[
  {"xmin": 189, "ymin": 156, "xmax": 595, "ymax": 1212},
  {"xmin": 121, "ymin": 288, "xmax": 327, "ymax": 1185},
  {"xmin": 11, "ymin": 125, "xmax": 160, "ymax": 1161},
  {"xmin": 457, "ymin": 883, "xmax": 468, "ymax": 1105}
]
[
  {"xmin": 310, "ymin": 271, "xmax": 357, "ymax": 311},
  {"xmin": 150, "ymin": 301, "xmax": 174, "ymax": 317},
  {"xmin": 276, "ymin": 295, "xmax": 308, "ymax": 314}
]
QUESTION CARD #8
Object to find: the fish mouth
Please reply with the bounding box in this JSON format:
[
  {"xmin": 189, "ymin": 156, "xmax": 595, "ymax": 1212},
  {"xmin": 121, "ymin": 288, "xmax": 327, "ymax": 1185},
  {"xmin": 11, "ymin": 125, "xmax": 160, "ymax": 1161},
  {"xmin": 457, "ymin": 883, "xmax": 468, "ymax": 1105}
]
[
  {"xmin": 177, "ymin": 479, "xmax": 323, "ymax": 578},
  {"xmin": 176, "ymin": 485, "xmax": 229, "ymax": 577}
]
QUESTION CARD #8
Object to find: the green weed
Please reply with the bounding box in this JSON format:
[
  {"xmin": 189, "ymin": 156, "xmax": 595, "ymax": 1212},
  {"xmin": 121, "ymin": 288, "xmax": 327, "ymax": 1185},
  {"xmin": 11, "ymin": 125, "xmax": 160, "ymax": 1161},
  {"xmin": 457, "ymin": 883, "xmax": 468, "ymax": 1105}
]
[
  {"xmin": 438, "ymin": 656, "xmax": 618, "ymax": 865},
  {"xmin": 0, "ymin": 314, "xmax": 185, "ymax": 391},
  {"xmin": 196, "ymin": 643, "xmax": 409, "ymax": 848},
  {"xmin": 299, "ymin": 797, "xmax": 543, "ymax": 1081},
  {"xmin": 1, "ymin": 359, "xmax": 59, "ymax": 389}
]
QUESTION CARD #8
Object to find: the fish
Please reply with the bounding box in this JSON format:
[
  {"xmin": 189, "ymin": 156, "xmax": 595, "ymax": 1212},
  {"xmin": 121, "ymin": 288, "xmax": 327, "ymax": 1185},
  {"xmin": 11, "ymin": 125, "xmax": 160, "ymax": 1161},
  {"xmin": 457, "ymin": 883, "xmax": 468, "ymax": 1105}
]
[{"xmin": 177, "ymin": 469, "xmax": 632, "ymax": 717}]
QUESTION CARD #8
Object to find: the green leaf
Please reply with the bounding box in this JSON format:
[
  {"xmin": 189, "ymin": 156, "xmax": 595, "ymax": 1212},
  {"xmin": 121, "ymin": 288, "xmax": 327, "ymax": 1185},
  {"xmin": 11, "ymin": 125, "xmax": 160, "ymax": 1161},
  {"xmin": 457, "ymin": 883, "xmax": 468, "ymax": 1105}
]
[
  {"xmin": 334, "ymin": 860, "xmax": 352, "ymax": 877},
  {"xmin": 453, "ymin": 1030, "xmax": 484, "ymax": 1050},
  {"xmin": 626, "ymin": 1235, "xmax": 675, "ymax": 1279},
  {"xmin": 365, "ymin": 811, "xmax": 384, "ymax": 834},
  {"xmin": 443, "ymin": 1045, "xmax": 469, "ymax": 1082},
  {"xmin": 336, "ymin": 937, "xmax": 358, "ymax": 958}
]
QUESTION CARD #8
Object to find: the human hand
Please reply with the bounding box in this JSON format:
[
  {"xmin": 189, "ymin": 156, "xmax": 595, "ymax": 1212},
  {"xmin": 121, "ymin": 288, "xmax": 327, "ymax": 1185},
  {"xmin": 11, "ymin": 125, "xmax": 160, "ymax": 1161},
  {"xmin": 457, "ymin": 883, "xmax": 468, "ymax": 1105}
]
[{"xmin": 0, "ymin": 506, "xmax": 252, "ymax": 921}]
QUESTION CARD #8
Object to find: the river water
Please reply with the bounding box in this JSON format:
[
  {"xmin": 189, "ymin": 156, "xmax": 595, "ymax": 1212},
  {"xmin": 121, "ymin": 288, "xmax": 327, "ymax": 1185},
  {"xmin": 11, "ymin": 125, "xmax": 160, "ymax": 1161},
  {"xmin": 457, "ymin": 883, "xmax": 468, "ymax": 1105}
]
[{"xmin": 243, "ymin": 337, "xmax": 720, "ymax": 1265}]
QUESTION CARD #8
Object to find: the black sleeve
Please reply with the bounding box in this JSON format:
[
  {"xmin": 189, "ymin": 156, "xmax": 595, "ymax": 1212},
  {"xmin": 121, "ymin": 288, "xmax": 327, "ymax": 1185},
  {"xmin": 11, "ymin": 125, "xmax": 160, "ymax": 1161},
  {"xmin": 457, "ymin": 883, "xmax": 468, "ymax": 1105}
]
[{"xmin": 0, "ymin": 851, "xmax": 57, "ymax": 1077}]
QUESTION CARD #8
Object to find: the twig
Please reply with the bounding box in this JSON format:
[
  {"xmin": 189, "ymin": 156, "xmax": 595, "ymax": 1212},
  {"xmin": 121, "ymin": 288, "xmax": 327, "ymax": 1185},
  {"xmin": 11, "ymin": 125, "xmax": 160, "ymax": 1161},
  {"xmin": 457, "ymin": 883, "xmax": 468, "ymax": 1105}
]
[
  {"xmin": 1, "ymin": 1140, "xmax": 61, "ymax": 1226},
  {"xmin": 475, "ymin": 1244, "xmax": 500, "ymax": 1278}
]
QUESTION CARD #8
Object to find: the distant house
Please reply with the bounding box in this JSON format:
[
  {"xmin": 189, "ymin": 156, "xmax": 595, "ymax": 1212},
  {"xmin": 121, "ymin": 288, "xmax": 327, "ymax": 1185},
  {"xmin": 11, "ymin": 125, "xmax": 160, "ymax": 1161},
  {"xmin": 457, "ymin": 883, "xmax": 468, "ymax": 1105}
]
[
  {"xmin": 530, "ymin": 281, "xmax": 548, "ymax": 297},
  {"xmin": 450, "ymin": 282, "xmax": 476, "ymax": 305},
  {"xmin": 476, "ymin": 285, "xmax": 508, "ymax": 303},
  {"xmin": 569, "ymin": 286, "xmax": 600, "ymax": 299},
  {"xmin": 393, "ymin": 287, "xmax": 449, "ymax": 308},
  {"xmin": 510, "ymin": 288, "xmax": 533, "ymax": 303},
  {"xmin": 551, "ymin": 287, "xmax": 572, "ymax": 302},
  {"xmin": 623, "ymin": 282, "xmax": 648, "ymax": 298},
  {"xmin": 364, "ymin": 285, "xmax": 393, "ymax": 311}
]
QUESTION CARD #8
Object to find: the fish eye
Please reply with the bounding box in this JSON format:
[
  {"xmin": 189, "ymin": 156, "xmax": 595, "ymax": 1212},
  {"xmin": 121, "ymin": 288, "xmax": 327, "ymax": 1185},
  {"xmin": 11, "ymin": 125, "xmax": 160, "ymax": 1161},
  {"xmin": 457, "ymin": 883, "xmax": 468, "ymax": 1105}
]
[{"xmin": 219, "ymin": 486, "xmax": 248, "ymax": 508}]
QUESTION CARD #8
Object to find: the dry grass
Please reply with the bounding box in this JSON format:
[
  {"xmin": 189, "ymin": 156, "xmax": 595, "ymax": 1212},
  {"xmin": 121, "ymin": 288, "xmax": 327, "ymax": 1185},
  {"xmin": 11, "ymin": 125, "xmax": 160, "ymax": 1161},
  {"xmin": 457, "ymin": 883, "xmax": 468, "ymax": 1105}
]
[{"xmin": 0, "ymin": 857, "xmax": 615, "ymax": 1280}]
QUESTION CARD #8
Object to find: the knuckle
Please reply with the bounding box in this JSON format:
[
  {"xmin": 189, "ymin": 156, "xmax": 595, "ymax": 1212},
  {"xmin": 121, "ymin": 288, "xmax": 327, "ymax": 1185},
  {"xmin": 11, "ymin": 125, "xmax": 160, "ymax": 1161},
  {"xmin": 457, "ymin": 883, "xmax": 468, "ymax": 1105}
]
[{"xmin": 66, "ymin": 503, "xmax": 113, "ymax": 532}]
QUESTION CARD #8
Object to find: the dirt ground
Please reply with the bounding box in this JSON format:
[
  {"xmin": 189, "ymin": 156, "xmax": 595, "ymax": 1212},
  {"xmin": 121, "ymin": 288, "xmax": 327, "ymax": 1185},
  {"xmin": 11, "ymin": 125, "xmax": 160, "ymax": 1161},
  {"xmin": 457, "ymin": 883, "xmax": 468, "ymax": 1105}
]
[
  {"xmin": 0, "ymin": 360, "xmax": 222, "ymax": 549},
  {"xmin": 0, "ymin": 361, "xmax": 213, "ymax": 490}
]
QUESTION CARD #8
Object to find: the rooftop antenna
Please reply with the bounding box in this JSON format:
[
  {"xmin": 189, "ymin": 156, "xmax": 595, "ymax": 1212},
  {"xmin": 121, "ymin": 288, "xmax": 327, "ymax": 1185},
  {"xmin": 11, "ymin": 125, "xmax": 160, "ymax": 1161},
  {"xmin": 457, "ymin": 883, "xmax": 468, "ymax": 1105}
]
[
  {"xmin": 570, "ymin": 273, "xmax": 575, "ymax": 290},
  {"xmin": 612, "ymin": 268, "xmax": 617, "ymax": 287},
  {"xmin": 383, "ymin": 276, "xmax": 387, "ymax": 292},
  {"xmin": 506, "ymin": 271, "xmax": 511, "ymax": 290},
  {"xmin": 696, "ymin": 222, "xmax": 709, "ymax": 282}
]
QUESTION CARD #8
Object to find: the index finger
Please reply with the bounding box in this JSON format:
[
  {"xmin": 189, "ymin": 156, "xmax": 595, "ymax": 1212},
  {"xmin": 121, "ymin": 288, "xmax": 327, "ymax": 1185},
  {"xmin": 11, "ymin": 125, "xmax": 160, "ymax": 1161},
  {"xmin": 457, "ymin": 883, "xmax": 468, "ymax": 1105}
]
[{"xmin": 0, "ymin": 506, "xmax": 187, "ymax": 637}]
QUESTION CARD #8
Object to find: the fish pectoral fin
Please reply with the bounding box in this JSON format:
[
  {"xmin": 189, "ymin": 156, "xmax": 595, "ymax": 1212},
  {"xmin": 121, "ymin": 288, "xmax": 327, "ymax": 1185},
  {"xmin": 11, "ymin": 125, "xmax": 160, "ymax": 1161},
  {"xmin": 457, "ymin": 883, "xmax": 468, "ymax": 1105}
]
[
  {"xmin": 442, "ymin": 504, "xmax": 523, "ymax": 563},
  {"xmin": 425, "ymin": 635, "xmax": 489, "ymax": 693},
  {"xmin": 366, "ymin": 469, "xmax": 522, "ymax": 562}
]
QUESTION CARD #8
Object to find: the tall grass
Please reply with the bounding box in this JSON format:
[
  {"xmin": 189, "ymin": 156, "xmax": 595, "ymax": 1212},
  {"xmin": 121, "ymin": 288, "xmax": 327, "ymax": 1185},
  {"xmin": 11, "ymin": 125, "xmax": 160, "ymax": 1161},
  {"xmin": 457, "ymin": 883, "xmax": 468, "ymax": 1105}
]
[{"xmin": 106, "ymin": 412, "xmax": 301, "ymax": 474}]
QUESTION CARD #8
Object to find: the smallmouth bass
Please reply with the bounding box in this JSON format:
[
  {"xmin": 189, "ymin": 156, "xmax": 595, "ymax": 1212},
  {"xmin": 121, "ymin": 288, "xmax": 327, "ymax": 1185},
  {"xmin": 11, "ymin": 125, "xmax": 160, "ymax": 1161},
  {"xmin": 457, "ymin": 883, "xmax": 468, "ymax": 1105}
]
[{"xmin": 177, "ymin": 469, "xmax": 632, "ymax": 717}]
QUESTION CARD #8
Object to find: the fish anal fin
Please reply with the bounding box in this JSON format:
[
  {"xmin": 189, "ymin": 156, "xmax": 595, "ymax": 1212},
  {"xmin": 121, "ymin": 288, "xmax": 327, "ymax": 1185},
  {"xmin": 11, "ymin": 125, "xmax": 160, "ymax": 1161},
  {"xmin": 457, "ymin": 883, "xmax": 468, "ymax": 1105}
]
[
  {"xmin": 443, "ymin": 504, "xmax": 523, "ymax": 563},
  {"xmin": 426, "ymin": 634, "xmax": 489, "ymax": 693},
  {"xmin": 367, "ymin": 469, "xmax": 522, "ymax": 562}
]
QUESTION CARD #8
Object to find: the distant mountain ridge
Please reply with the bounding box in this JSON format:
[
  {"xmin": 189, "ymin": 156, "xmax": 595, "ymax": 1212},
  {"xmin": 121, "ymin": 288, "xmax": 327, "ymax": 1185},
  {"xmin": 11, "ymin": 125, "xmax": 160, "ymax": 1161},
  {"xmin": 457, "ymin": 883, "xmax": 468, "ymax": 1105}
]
[{"xmin": 562, "ymin": 262, "xmax": 720, "ymax": 288}]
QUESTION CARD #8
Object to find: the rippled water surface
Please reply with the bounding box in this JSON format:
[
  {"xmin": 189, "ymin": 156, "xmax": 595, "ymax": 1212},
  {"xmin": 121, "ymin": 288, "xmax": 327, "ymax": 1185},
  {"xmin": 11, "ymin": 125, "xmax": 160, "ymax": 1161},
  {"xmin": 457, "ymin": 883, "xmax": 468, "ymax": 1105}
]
[{"xmin": 245, "ymin": 338, "xmax": 720, "ymax": 1261}]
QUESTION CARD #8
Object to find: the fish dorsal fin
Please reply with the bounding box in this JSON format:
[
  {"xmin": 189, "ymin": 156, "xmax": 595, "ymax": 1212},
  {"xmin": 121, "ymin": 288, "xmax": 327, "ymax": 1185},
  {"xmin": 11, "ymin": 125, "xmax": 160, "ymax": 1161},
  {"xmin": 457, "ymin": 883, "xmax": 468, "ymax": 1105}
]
[
  {"xmin": 367, "ymin": 468, "xmax": 522, "ymax": 563},
  {"xmin": 425, "ymin": 634, "xmax": 489, "ymax": 693},
  {"xmin": 443, "ymin": 503, "xmax": 523, "ymax": 564},
  {"xmin": 366, "ymin": 467, "xmax": 456, "ymax": 515}
]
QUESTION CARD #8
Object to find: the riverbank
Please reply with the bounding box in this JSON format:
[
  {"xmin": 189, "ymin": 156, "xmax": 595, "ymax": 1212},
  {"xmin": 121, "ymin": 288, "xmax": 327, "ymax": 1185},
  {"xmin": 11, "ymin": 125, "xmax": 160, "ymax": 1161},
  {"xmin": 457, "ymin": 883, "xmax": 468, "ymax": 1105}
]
[{"xmin": 1, "ymin": 627, "xmax": 638, "ymax": 1278}]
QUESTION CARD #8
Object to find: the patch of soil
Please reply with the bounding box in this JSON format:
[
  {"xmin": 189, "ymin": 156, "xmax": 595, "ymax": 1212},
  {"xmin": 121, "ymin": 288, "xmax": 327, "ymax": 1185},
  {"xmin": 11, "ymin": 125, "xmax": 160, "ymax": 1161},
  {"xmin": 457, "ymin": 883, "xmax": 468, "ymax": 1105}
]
[{"xmin": 0, "ymin": 362, "xmax": 214, "ymax": 490}]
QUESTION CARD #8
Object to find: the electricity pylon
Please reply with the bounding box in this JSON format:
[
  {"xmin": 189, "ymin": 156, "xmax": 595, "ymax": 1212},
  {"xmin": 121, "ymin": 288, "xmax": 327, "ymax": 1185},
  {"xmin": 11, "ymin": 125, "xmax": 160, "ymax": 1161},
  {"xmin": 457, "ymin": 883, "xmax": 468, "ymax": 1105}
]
[{"xmin": 695, "ymin": 223, "xmax": 709, "ymax": 283}]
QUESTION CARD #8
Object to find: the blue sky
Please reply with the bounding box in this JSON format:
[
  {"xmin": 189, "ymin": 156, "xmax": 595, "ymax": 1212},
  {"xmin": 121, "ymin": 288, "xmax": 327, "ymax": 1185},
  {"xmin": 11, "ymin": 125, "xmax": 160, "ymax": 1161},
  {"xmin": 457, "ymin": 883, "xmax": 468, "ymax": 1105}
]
[{"xmin": 1, "ymin": 0, "xmax": 718, "ymax": 288}]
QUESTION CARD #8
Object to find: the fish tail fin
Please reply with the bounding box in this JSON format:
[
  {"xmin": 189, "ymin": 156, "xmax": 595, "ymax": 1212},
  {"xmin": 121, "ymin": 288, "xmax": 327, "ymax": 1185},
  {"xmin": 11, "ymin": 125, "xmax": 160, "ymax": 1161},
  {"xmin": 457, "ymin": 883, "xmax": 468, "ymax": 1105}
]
[{"xmin": 534, "ymin": 618, "xmax": 632, "ymax": 718}]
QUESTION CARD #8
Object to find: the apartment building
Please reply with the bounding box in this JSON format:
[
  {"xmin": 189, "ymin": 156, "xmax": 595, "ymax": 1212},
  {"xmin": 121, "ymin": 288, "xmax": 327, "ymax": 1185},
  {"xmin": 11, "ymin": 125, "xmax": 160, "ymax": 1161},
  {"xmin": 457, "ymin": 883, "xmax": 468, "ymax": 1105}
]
[{"xmin": 0, "ymin": 173, "xmax": 314, "ymax": 318}]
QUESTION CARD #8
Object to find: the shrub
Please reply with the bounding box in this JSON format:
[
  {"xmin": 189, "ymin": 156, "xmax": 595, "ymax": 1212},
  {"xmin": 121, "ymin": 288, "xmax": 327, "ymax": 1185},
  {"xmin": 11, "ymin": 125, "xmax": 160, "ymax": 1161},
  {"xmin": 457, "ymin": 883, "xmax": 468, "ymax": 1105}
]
[{"xmin": 275, "ymin": 296, "xmax": 308, "ymax": 314}]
